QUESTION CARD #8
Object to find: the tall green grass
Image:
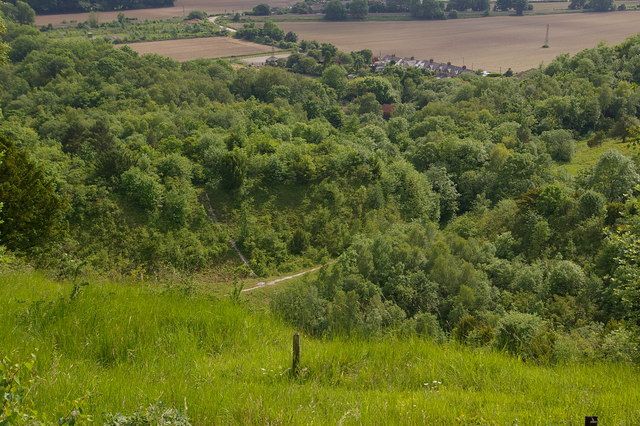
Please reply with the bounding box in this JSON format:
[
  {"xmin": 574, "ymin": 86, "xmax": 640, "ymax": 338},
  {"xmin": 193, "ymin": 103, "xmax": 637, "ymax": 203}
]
[
  {"xmin": 1, "ymin": 271, "xmax": 639, "ymax": 424},
  {"xmin": 555, "ymin": 138, "xmax": 637, "ymax": 176}
]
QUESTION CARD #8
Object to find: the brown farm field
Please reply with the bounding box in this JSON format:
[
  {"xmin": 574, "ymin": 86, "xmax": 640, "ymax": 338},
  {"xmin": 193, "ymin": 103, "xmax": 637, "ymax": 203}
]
[
  {"xmin": 280, "ymin": 12, "xmax": 640, "ymax": 72},
  {"xmin": 125, "ymin": 36, "xmax": 276, "ymax": 61},
  {"xmin": 35, "ymin": 0, "xmax": 295, "ymax": 26}
]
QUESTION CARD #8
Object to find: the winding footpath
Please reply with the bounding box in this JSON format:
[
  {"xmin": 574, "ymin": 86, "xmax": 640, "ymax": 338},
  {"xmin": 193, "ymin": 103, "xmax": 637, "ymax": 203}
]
[
  {"xmin": 208, "ymin": 15, "xmax": 237, "ymax": 33},
  {"xmin": 241, "ymin": 265, "xmax": 323, "ymax": 292},
  {"xmin": 201, "ymin": 191, "xmax": 329, "ymax": 290}
]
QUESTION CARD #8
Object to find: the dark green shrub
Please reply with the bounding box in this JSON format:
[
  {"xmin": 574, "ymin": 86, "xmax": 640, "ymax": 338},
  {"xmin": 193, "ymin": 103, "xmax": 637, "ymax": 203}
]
[
  {"xmin": 186, "ymin": 10, "xmax": 208, "ymax": 19},
  {"xmin": 494, "ymin": 312, "xmax": 555, "ymax": 361}
]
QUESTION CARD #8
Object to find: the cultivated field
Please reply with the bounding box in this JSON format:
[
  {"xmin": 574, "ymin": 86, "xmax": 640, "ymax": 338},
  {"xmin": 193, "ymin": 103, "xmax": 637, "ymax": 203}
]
[
  {"xmin": 125, "ymin": 36, "xmax": 277, "ymax": 61},
  {"xmin": 280, "ymin": 12, "xmax": 640, "ymax": 72},
  {"xmin": 34, "ymin": 0, "xmax": 295, "ymax": 26}
]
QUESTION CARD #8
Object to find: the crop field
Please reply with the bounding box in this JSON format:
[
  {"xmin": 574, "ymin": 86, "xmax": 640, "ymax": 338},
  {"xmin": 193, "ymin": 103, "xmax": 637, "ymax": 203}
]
[
  {"xmin": 34, "ymin": 0, "xmax": 295, "ymax": 27},
  {"xmin": 125, "ymin": 36, "xmax": 277, "ymax": 60},
  {"xmin": 280, "ymin": 12, "xmax": 640, "ymax": 72}
]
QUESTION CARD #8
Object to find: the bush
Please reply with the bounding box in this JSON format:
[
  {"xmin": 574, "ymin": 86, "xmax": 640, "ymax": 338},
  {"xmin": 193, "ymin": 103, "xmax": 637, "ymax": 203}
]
[
  {"xmin": 587, "ymin": 131, "xmax": 605, "ymax": 147},
  {"xmin": 271, "ymin": 282, "xmax": 327, "ymax": 335},
  {"xmin": 349, "ymin": 0, "xmax": 369, "ymax": 19},
  {"xmin": 0, "ymin": 133, "xmax": 64, "ymax": 251},
  {"xmin": 577, "ymin": 190, "xmax": 606, "ymax": 220},
  {"xmin": 547, "ymin": 260, "xmax": 586, "ymax": 296},
  {"xmin": 413, "ymin": 312, "xmax": 444, "ymax": 340},
  {"xmin": 447, "ymin": 9, "xmax": 458, "ymax": 18},
  {"xmin": 291, "ymin": 1, "xmax": 313, "ymax": 13},
  {"xmin": 601, "ymin": 328, "xmax": 638, "ymax": 363},
  {"xmin": 120, "ymin": 167, "xmax": 163, "ymax": 212},
  {"xmin": 494, "ymin": 312, "xmax": 555, "ymax": 361},
  {"xmin": 324, "ymin": 0, "xmax": 347, "ymax": 20},
  {"xmin": 186, "ymin": 10, "xmax": 208, "ymax": 19},
  {"xmin": 252, "ymin": 3, "xmax": 271, "ymax": 15},
  {"xmin": 541, "ymin": 129, "xmax": 575, "ymax": 163},
  {"xmin": 0, "ymin": 355, "xmax": 40, "ymax": 424},
  {"xmin": 410, "ymin": 0, "xmax": 446, "ymax": 19},
  {"xmin": 105, "ymin": 402, "xmax": 191, "ymax": 426},
  {"xmin": 587, "ymin": 150, "xmax": 640, "ymax": 201}
]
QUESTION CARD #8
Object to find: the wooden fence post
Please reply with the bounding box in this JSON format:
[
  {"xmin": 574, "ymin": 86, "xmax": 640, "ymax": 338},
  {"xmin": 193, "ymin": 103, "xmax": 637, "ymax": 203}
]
[{"xmin": 292, "ymin": 332, "xmax": 300, "ymax": 376}]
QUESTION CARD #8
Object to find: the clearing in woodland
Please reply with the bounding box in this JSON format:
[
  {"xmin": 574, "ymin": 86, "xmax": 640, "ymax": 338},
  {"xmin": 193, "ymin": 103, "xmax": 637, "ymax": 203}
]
[{"xmin": 279, "ymin": 12, "xmax": 640, "ymax": 72}]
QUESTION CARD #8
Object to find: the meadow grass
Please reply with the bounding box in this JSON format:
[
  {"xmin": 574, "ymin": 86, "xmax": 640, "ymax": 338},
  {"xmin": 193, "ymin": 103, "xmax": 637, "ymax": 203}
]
[
  {"xmin": 555, "ymin": 137, "xmax": 637, "ymax": 177},
  {"xmin": 1, "ymin": 271, "xmax": 639, "ymax": 424}
]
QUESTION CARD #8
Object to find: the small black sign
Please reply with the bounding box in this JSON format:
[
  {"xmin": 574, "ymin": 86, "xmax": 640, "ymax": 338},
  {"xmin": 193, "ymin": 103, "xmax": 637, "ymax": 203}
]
[{"xmin": 585, "ymin": 416, "xmax": 598, "ymax": 426}]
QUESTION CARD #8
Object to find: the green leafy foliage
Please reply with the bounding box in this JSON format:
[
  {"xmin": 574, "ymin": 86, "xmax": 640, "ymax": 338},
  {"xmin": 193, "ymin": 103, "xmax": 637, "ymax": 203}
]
[
  {"xmin": 1, "ymin": 18, "xmax": 640, "ymax": 362},
  {"xmin": 410, "ymin": 0, "xmax": 446, "ymax": 19},
  {"xmin": 0, "ymin": 16, "xmax": 9, "ymax": 64},
  {"xmin": 105, "ymin": 402, "xmax": 191, "ymax": 425},
  {"xmin": 324, "ymin": 0, "xmax": 347, "ymax": 20},
  {"xmin": 1, "ymin": 355, "xmax": 39, "ymax": 423},
  {"xmin": 0, "ymin": 131, "xmax": 64, "ymax": 252},
  {"xmin": 0, "ymin": 1, "xmax": 35, "ymax": 25},
  {"xmin": 349, "ymin": 0, "xmax": 369, "ymax": 19}
]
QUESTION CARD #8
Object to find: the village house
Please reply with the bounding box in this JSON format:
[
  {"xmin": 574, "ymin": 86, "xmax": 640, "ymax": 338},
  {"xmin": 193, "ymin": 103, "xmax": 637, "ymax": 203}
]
[{"xmin": 372, "ymin": 55, "xmax": 473, "ymax": 78}]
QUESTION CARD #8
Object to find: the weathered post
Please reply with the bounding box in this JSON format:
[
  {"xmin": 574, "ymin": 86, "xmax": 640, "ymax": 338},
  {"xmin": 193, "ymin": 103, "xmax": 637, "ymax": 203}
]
[
  {"xmin": 292, "ymin": 332, "xmax": 300, "ymax": 376},
  {"xmin": 542, "ymin": 24, "xmax": 550, "ymax": 48},
  {"xmin": 585, "ymin": 416, "xmax": 598, "ymax": 426}
]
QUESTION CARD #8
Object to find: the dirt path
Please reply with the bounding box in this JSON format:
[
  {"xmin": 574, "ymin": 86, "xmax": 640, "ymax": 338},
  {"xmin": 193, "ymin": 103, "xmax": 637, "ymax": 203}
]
[
  {"xmin": 200, "ymin": 192, "xmax": 257, "ymax": 276},
  {"xmin": 241, "ymin": 265, "xmax": 323, "ymax": 292},
  {"xmin": 208, "ymin": 15, "xmax": 237, "ymax": 33}
]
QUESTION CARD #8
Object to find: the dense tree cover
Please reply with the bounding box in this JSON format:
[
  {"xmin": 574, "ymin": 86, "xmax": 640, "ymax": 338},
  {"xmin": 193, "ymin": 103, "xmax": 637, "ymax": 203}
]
[
  {"xmin": 349, "ymin": 0, "xmax": 369, "ymax": 19},
  {"xmin": 446, "ymin": 0, "xmax": 488, "ymax": 12},
  {"xmin": 1, "ymin": 1, "xmax": 35, "ymax": 25},
  {"xmin": 22, "ymin": 0, "xmax": 173, "ymax": 14},
  {"xmin": 494, "ymin": 0, "xmax": 530, "ymax": 15},
  {"xmin": 235, "ymin": 21, "xmax": 296, "ymax": 48},
  {"xmin": 0, "ymin": 130, "xmax": 64, "ymax": 252},
  {"xmin": 251, "ymin": 3, "xmax": 271, "ymax": 15},
  {"xmin": 323, "ymin": 0, "xmax": 347, "ymax": 20},
  {"xmin": 283, "ymin": 39, "xmax": 373, "ymax": 76},
  {"xmin": 569, "ymin": 0, "xmax": 614, "ymax": 11},
  {"xmin": 0, "ymin": 16, "xmax": 9, "ymax": 61},
  {"xmin": 1, "ymin": 14, "xmax": 640, "ymax": 361},
  {"xmin": 290, "ymin": 1, "xmax": 313, "ymax": 13},
  {"xmin": 367, "ymin": 0, "xmax": 410, "ymax": 12},
  {"xmin": 410, "ymin": 0, "xmax": 446, "ymax": 19},
  {"xmin": 272, "ymin": 41, "xmax": 640, "ymax": 361}
]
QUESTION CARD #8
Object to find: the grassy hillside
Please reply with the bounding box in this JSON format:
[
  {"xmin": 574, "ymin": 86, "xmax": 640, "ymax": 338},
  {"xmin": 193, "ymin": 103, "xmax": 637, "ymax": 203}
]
[
  {"xmin": 2, "ymin": 271, "xmax": 639, "ymax": 424},
  {"xmin": 555, "ymin": 137, "xmax": 637, "ymax": 176}
]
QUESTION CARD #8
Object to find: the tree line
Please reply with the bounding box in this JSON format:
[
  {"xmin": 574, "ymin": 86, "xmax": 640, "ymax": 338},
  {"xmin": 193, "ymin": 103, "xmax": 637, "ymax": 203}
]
[{"xmin": 13, "ymin": 0, "xmax": 173, "ymax": 15}]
